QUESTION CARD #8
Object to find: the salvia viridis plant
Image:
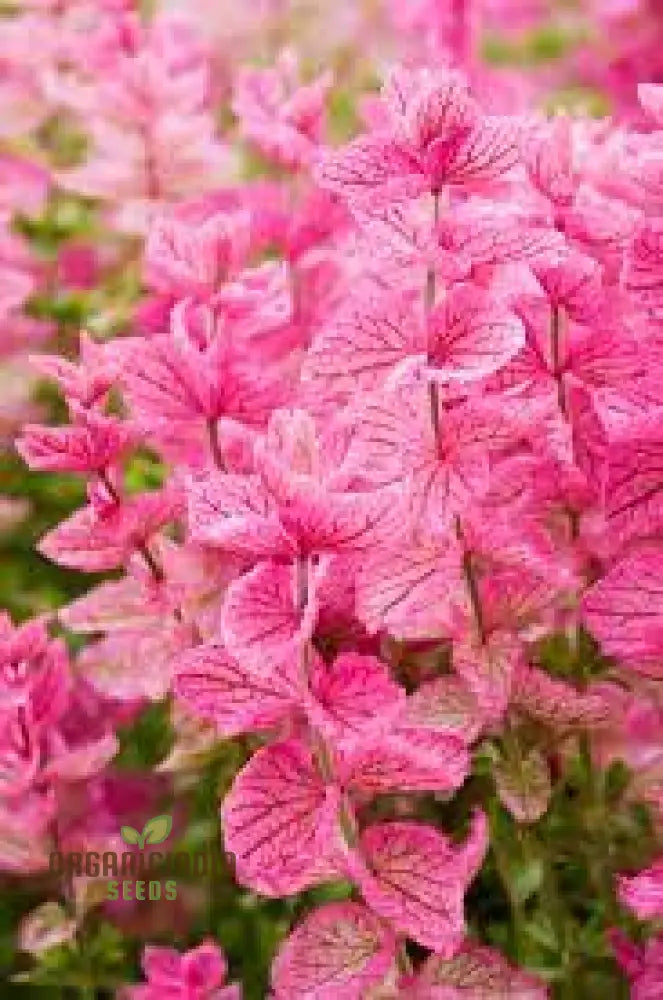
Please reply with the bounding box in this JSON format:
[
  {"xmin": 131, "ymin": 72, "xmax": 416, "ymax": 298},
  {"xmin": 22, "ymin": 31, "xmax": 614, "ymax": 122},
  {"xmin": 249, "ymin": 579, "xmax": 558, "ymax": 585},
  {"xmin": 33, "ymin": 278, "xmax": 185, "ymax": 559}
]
[{"xmin": 3, "ymin": 1, "xmax": 663, "ymax": 998}]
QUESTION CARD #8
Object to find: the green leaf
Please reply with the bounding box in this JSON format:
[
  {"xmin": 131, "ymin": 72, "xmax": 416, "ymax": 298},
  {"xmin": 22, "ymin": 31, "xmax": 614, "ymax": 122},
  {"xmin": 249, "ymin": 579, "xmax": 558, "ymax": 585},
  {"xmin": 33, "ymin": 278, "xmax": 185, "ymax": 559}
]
[
  {"xmin": 512, "ymin": 857, "xmax": 544, "ymax": 905},
  {"xmin": 524, "ymin": 914, "xmax": 559, "ymax": 951},
  {"xmin": 141, "ymin": 814, "xmax": 172, "ymax": 845},
  {"xmin": 120, "ymin": 825, "xmax": 140, "ymax": 846},
  {"xmin": 116, "ymin": 701, "xmax": 174, "ymax": 768}
]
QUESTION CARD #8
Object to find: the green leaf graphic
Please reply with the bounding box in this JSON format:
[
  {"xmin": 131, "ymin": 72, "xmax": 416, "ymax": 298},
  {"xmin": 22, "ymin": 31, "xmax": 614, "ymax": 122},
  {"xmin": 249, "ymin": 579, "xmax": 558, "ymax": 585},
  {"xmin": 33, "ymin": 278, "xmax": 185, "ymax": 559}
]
[
  {"xmin": 141, "ymin": 814, "xmax": 172, "ymax": 846},
  {"xmin": 120, "ymin": 825, "xmax": 140, "ymax": 846}
]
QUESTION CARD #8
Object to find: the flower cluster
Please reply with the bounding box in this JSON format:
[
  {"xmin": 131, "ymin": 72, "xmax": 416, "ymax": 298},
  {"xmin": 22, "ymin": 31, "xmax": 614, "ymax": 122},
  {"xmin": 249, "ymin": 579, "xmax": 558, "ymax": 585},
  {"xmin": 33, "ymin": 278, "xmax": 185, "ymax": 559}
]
[
  {"xmin": 0, "ymin": 613, "xmax": 122, "ymax": 872},
  {"xmin": 3, "ymin": 0, "xmax": 663, "ymax": 997}
]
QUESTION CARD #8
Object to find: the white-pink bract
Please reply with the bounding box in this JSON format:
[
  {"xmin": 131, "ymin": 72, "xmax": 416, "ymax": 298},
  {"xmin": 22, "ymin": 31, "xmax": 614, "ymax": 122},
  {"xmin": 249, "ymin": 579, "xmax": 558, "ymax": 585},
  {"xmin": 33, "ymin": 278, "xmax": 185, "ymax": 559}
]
[
  {"xmin": 402, "ymin": 938, "xmax": 548, "ymax": 997},
  {"xmin": 271, "ymin": 901, "xmax": 397, "ymax": 999}
]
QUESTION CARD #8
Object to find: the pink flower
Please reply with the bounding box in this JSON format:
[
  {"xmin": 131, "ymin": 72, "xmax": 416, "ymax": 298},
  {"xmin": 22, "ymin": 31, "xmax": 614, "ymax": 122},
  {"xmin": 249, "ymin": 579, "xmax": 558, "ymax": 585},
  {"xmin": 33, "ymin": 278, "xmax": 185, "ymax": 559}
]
[
  {"xmin": 144, "ymin": 211, "xmax": 250, "ymax": 300},
  {"xmin": 233, "ymin": 49, "xmax": 332, "ymax": 170},
  {"xmin": 619, "ymin": 859, "xmax": 663, "ymax": 920},
  {"xmin": 29, "ymin": 331, "xmax": 119, "ymax": 409},
  {"xmin": 56, "ymin": 243, "xmax": 100, "ymax": 291},
  {"xmin": 122, "ymin": 940, "xmax": 240, "ymax": 1000},
  {"xmin": 56, "ymin": 13, "xmax": 229, "ymax": 232},
  {"xmin": 612, "ymin": 931, "xmax": 663, "ymax": 1000},
  {"xmin": 317, "ymin": 66, "xmax": 521, "ymax": 204},
  {"xmin": 0, "ymin": 616, "xmax": 119, "ymax": 873}
]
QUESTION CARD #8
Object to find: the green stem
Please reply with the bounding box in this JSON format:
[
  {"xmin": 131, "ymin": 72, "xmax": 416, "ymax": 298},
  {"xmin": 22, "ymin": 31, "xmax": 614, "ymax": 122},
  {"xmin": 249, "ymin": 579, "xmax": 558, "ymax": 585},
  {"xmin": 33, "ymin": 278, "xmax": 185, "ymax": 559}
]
[
  {"xmin": 427, "ymin": 191, "xmax": 442, "ymax": 449},
  {"xmin": 207, "ymin": 417, "xmax": 226, "ymax": 471},
  {"xmin": 397, "ymin": 940, "xmax": 413, "ymax": 976},
  {"xmin": 580, "ymin": 736, "xmax": 619, "ymax": 924},
  {"xmin": 456, "ymin": 516, "xmax": 487, "ymax": 645},
  {"xmin": 550, "ymin": 304, "xmax": 566, "ymax": 416}
]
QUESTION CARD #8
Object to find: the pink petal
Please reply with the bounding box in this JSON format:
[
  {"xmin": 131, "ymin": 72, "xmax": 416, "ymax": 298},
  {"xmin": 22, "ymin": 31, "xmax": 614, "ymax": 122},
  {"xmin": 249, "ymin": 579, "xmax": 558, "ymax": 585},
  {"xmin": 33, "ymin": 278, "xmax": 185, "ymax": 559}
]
[
  {"xmin": 453, "ymin": 636, "xmax": 521, "ymax": 723},
  {"xmin": 78, "ymin": 626, "xmax": 186, "ymax": 701},
  {"xmin": 603, "ymin": 440, "xmax": 663, "ymax": 546},
  {"xmin": 264, "ymin": 408, "xmax": 320, "ymax": 477},
  {"xmin": 512, "ymin": 664, "xmax": 612, "ymax": 730},
  {"xmin": 436, "ymin": 199, "xmax": 563, "ymax": 279},
  {"xmin": 623, "ymin": 217, "xmax": 663, "ymax": 319},
  {"xmin": 522, "ymin": 114, "xmax": 576, "ymax": 207},
  {"xmin": 346, "ymin": 378, "xmax": 434, "ymax": 491},
  {"xmin": 531, "ymin": 251, "xmax": 603, "ymax": 324},
  {"xmin": 609, "ymin": 929, "xmax": 645, "ymax": 982},
  {"xmin": 0, "ymin": 795, "xmax": 53, "ymax": 872},
  {"xmin": 141, "ymin": 945, "xmax": 182, "ymax": 985},
  {"xmin": 639, "ymin": 84, "xmax": 663, "ymax": 126},
  {"xmin": 17, "ymin": 413, "xmax": 132, "ymax": 475},
  {"xmin": 432, "ymin": 116, "xmax": 520, "ymax": 190},
  {"xmin": 120, "ymin": 334, "xmax": 210, "ymax": 423},
  {"xmin": 60, "ymin": 576, "xmax": 161, "ymax": 634},
  {"xmin": 257, "ymin": 451, "xmax": 404, "ymax": 556},
  {"xmin": 144, "ymin": 212, "xmax": 247, "ymax": 298},
  {"xmin": 315, "ymin": 135, "xmax": 425, "ymax": 207},
  {"xmin": 395, "ymin": 67, "xmax": 479, "ymax": 151},
  {"xmin": 183, "ymin": 940, "xmax": 227, "ymax": 990},
  {"xmin": 27, "ymin": 637, "xmax": 71, "ymax": 729},
  {"xmin": 43, "ymin": 732, "xmax": 119, "ymax": 782},
  {"xmin": 0, "ymin": 152, "xmax": 49, "ymax": 217},
  {"xmin": 39, "ymin": 491, "xmax": 178, "ymax": 573},
  {"xmin": 349, "ymin": 379, "xmax": 515, "ymax": 527},
  {"xmin": 38, "ymin": 505, "xmax": 129, "ymax": 571}
]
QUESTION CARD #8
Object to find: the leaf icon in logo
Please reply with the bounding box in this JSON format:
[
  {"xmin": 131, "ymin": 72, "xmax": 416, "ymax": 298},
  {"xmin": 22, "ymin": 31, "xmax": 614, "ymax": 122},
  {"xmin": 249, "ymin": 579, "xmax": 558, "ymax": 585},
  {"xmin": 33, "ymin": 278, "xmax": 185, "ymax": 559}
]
[
  {"xmin": 141, "ymin": 814, "xmax": 172, "ymax": 846},
  {"xmin": 121, "ymin": 825, "xmax": 141, "ymax": 846}
]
